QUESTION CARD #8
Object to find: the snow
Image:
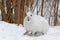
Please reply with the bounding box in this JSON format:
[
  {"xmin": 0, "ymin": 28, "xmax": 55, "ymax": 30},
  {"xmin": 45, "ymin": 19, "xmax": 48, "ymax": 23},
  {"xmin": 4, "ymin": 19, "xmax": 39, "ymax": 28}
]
[
  {"xmin": 0, "ymin": 21, "xmax": 26, "ymax": 40},
  {"xmin": 0, "ymin": 21, "xmax": 60, "ymax": 40},
  {"xmin": 19, "ymin": 27, "xmax": 60, "ymax": 40}
]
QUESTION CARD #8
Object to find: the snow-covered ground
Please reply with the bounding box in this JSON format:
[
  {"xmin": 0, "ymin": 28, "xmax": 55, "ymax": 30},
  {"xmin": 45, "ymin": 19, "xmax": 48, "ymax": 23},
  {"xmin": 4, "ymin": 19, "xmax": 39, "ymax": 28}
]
[{"xmin": 0, "ymin": 21, "xmax": 60, "ymax": 40}]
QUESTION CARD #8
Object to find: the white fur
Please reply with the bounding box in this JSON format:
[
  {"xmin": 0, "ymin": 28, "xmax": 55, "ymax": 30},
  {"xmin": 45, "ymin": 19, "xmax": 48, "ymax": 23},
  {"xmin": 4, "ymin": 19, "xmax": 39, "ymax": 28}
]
[{"xmin": 23, "ymin": 11, "xmax": 49, "ymax": 35}]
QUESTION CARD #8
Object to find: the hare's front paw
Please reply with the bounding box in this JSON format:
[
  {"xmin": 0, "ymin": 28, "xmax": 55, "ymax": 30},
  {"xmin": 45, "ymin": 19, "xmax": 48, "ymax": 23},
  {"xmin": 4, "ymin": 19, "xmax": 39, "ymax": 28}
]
[{"xmin": 34, "ymin": 32, "xmax": 44, "ymax": 37}]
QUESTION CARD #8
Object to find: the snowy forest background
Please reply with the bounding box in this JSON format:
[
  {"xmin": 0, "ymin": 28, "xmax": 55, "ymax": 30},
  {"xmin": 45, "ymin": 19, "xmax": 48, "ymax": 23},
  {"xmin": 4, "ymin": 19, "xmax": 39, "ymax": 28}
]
[
  {"xmin": 0, "ymin": 0, "xmax": 60, "ymax": 26},
  {"xmin": 0, "ymin": 0, "xmax": 60, "ymax": 40}
]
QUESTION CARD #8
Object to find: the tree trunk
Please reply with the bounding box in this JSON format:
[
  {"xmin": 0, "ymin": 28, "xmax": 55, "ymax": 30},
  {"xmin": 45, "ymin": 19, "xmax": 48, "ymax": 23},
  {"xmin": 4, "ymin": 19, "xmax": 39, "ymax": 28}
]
[
  {"xmin": 6, "ymin": 0, "xmax": 12, "ymax": 23},
  {"xmin": 54, "ymin": 0, "xmax": 59, "ymax": 26},
  {"xmin": 0, "ymin": 0, "xmax": 2, "ymax": 9},
  {"xmin": 12, "ymin": 0, "xmax": 18, "ymax": 23},
  {"xmin": 20, "ymin": 0, "xmax": 25, "ymax": 25},
  {"xmin": 41, "ymin": 0, "xmax": 44, "ymax": 16},
  {"xmin": 1, "ymin": 0, "xmax": 7, "ymax": 21}
]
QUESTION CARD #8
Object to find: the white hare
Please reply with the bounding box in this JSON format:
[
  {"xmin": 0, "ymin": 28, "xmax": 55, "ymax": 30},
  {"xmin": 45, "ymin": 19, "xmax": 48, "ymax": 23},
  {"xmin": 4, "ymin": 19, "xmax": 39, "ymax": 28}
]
[{"xmin": 23, "ymin": 11, "xmax": 49, "ymax": 36}]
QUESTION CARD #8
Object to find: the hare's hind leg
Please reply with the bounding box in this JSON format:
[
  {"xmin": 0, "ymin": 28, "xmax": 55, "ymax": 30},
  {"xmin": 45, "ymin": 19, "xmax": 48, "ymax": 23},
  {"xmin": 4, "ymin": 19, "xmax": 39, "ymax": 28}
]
[
  {"xmin": 24, "ymin": 31, "xmax": 29, "ymax": 35},
  {"xmin": 24, "ymin": 31, "xmax": 33, "ymax": 36}
]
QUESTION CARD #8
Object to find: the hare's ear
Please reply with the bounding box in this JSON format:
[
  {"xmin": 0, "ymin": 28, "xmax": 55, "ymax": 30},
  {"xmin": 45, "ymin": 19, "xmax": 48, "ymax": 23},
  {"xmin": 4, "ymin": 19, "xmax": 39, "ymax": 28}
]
[
  {"xmin": 24, "ymin": 6, "xmax": 29, "ymax": 16},
  {"xmin": 25, "ymin": 7, "xmax": 29, "ymax": 16},
  {"xmin": 25, "ymin": 8, "xmax": 28, "ymax": 16},
  {"xmin": 26, "ymin": 7, "xmax": 32, "ymax": 16}
]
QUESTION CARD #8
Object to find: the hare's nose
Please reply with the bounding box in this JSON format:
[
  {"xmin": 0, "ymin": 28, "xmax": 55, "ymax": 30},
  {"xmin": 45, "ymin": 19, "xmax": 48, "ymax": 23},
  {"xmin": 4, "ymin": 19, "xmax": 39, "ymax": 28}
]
[
  {"xmin": 28, "ymin": 17, "xmax": 30, "ymax": 21},
  {"xmin": 31, "ymin": 15, "xmax": 32, "ymax": 16}
]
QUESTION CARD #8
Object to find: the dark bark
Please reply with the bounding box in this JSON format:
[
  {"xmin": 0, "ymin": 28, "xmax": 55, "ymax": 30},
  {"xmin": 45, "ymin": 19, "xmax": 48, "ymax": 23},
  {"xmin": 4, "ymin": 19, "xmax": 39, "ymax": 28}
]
[
  {"xmin": 54, "ymin": 0, "xmax": 59, "ymax": 26},
  {"xmin": 1, "ymin": 0, "xmax": 7, "ymax": 21},
  {"xmin": 41, "ymin": 0, "xmax": 44, "ymax": 16}
]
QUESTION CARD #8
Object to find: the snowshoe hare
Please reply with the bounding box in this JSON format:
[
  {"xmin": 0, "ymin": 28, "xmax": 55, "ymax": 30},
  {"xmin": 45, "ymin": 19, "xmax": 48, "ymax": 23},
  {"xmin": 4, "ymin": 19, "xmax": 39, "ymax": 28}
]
[{"xmin": 23, "ymin": 11, "xmax": 49, "ymax": 36}]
